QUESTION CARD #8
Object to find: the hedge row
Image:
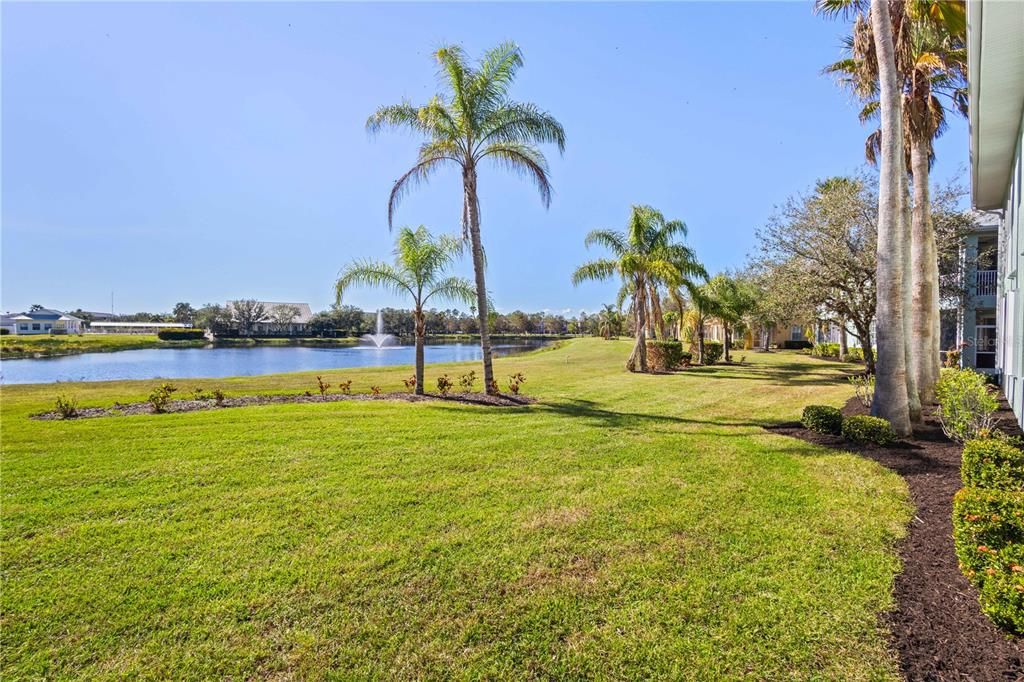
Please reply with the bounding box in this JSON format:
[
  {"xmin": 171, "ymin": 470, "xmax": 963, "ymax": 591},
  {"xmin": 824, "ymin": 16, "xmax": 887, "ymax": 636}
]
[
  {"xmin": 157, "ymin": 328, "xmax": 206, "ymax": 341},
  {"xmin": 953, "ymin": 438, "xmax": 1024, "ymax": 634},
  {"xmin": 645, "ymin": 341, "xmax": 693, "ymax": 371},
  {"xmin": 801, "ymin": 405, "xmax": 897, "ymax": 445}
]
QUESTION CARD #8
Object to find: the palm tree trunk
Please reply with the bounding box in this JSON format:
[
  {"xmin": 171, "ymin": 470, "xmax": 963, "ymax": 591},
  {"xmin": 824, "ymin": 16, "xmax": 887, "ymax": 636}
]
[
  {"xmin": 649, "ymin": 284, "xmax": 664, "ymax": 339},
  {"xmin": 762, "ymin": 325, "xmax": 771, "ymax": 352},
  {"xmin": 697, "ymin": 319, "xmax": 706, "ymax": 365},
  {"xmin": 627, "ymin": 281, "xmax": 648, "ymax": 372},
  {"xmin": 724, "ymin": 324, "xmax": 732, "ymax": 363},
  {"xmin": 414, "ymin": 308, "xmax": 425, "ymax": 395},
  {"xmin": 910, "ymin": 138, "xmax": 939, "ymax": 404},
  {"xmin": 463, "ymin": 165, "xmax": 496, "ymax": 395},
  {"xmin": 870, "ymin": 0, "xmax": 913, "ymax": 437},
  {"xmin": 901, "ymin": 165, "xmax": 922, "ymax": 422}
]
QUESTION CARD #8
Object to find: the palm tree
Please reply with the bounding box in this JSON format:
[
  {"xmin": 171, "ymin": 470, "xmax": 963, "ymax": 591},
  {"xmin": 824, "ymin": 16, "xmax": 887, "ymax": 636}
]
[
  {"xmin": 824, "ymin": 1, "xmax": 967, "ymax": 407},
  {"xmin": 367, "ymin": 43, "xmax": 565, "ymax": 395},
  {"xmin": 335, "ymin": 226, "xmax": 476, "ymax": 395},
  {"xmin": 572, "ymin": 205, "xmax": 705, "ymax": 372},
  {"xmin": 597, "ymin": 304, "xmax": 623, "ymax": 340},
  {"xmin": 703, "ymin": 274, "xmax": 757, "ymax": 363}
]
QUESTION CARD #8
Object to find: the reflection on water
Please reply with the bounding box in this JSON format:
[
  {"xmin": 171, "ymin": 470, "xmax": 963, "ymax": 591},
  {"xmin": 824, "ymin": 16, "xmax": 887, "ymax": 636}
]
[{"xmin": 0, "ymin": 341, "xmax": 551, "ymax": 385}]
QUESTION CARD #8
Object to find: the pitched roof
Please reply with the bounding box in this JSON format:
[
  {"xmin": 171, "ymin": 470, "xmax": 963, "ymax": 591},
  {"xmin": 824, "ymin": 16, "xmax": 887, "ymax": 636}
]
[{"xmin": 10, "ymin": 309, "xmax": 83, "ymax": 321}]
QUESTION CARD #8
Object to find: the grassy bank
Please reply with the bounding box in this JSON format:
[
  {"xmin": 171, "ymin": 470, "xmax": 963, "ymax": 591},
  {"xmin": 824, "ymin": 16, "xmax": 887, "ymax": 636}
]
[
  {"xmin": 1, "ymin": 340, "xmax": 909, "ymax": 679},
  {"xmin": 0, "ymin": 334, "xmax": 205, "ymax": 358}
]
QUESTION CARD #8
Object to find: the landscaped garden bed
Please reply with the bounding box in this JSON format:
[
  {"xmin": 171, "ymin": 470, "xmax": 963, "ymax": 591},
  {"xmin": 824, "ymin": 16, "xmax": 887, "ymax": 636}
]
[{"xmin": 768, "ymin": 397, "xmax": 1024, "ymax": 680}]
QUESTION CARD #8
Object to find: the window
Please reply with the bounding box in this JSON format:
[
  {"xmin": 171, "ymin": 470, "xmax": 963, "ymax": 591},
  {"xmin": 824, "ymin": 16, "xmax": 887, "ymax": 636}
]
[
  {"xmin": 31, "ymin": 323, "xmax": 40, "ymax": 331},
  {"xmin": 18, "ymin": 324, "xmax": 27, "ymax": 331},
  {"xmin": 43, "ymin": 324, "xmax": 51, "ymax": 330},
  {"xmin": 975, "ymin": 308, "xmax": 997, "ymax": 370},
  {"xmin": 790, "ymin": 325, "xmax": 802, "ymax": 341}
]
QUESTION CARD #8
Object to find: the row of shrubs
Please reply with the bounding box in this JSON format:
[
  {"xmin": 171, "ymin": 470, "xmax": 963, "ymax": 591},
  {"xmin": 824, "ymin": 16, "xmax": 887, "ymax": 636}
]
[
  {"xmin": 646, "ymin": 340, "xmax": 723, "ymax": 371},
  {"xmin": 801, "ymin": 405, "xmax": 897, "ymax": 445},
  {"xmin": 809, "ymin": 342, "xmax": 865, "ymax": 364},
  {"xmin": 953, "ymin": 437, "xmax": 1024, "ymax": 634},
  {"xmin": 157, "ymin": 328, "xmax": 206, "ymax": 341}
]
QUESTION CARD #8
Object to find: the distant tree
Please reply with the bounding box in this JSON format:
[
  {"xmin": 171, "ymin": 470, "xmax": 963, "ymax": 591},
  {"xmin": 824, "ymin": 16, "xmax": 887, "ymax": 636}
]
[
  {"xmin": 29, "ymin": 304, "xmax": 44, "ymax": 312},
  {"xmin": 172, "ymin": 302, "xmax": 196, "ymax": 325},
  {"xmin": 194, "ymin": 304, "xmax": 233, "ymax": 335},
  {"xmin": 230, "ymin": 300, "xmax": 266, "ymax": 336},
  {"xmin": 269, "ymin": 304, "xmax": 301, "ymax": 334}
]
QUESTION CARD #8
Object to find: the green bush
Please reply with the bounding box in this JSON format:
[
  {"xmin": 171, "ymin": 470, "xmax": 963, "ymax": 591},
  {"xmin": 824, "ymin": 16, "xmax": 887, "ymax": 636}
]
[
  {"xmin": 953, "ymin": 487, "xmax": 1024, "ymax": 633},
  {"xmin": 963, "ymin": 439, "xmax": 1024, "ymax": 491},
  {"xmin": 54, "ymin": 394, "xmax": 78, "ymax": 419},
  {"xmin": 841, "ymin": 415, "xmax": 897, "ymax": 445},
  {"xmin": 781, "ymin": 339, "xmax": 812, "ymax": 350},
  {"xmin": 801, "ymin": 405, "xmax": 843, "ymax": 435},
  {"xmin": 842, "ymin": 348, "xmax": 864, "ymax": 363},
  {"xmin": 811, "ymin": 342, "xmax": 840, "ymax": 358},
  {"xmin": 0, "ymin": 328, "xmax": 9, "ymax": 335},
  {"xmin": 702, "ymin": 340, "xmax": 724, "ymax": 365},
  {"xmin": 147, "ymin": 383, "xmax": 177, "ymax": 413},
  {"xmin": 936, "ymin": 368, "xmax": 1000, "ymax": 442},
  {"xmin": 646, "ymin": 340, "xmax": 690, "ymax": 370},
  {"xmin": 158, "ymin": 328, "xmax": 205, "ymax": 341}
]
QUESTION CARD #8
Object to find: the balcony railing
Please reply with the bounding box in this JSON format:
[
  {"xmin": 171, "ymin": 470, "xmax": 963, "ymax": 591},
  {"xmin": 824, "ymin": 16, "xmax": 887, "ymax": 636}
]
[{"xmin": 976, "ymin": 270, "xmax": 997, "ymax": 296}]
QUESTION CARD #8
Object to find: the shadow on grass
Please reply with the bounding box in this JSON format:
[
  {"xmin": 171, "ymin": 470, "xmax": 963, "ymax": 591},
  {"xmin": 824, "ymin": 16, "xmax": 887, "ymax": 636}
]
[
  {"xmin": 533, "ymin": 398, "xmax": 769, "ymax": 432},
  {"xmin": 685, "ymin": 363, "xmax": 857, "ymax": 387}
]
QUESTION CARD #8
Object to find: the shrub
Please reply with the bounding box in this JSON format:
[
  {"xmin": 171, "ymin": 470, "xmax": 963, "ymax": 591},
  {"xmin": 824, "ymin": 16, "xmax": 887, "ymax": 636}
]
[
  {"xmin": 212, "ymin": 388, "xmax": 226, "ymax": 406},
  {"xmin": 0, "ymin": 328, "xmax": 9, "ymax": 335},
  {"xmin": 507, "ymin": 372, "xmax": 526, "ymax": 395},
  {"xmin": 963, "ymin": 439, "xmax": 1024, "ymax": 491},
  {"xmin": 54, "ymin": 394, "xmax": 78, "ymax": 419},
  {"xmin": 157, "ymin": 328, "xmax": 205, "ymax": 341},
  {"xmin": 944, "ymin": 344, "xmax": 965, "ymax": 368},
  {"xmin": 848, "ymin": 374, "xmax": 875, "ymax": 408},
  {"xmin": 436, "ymin": 375, "xmax": 453, "ymax": 396},
  {"xmin": 316, "ymin": 376, "xmax": 330, "ymax": 399},
  {"xmin": 148, "ymin": 383, "xmax": 177, "ymax": 413},
  {"xmin": 338, "ymin": 380, "xmax": 352, "ymax": 395},
  {"xmin": 459, "ymin": 370, "xmax": 477, "ymax": 392},
  {"xmin": 487, "ymin": 379, "xmax": 499, "ymax": 394},
  {"xmin": 781, "ymin": 339, "xmax": 813, "ymax": 350},
  {"xmin": 370, "ymin": 385, "xmax": 382, "ymax": 395},
  {"xmin": 403, "ymin": 375, "xmax": 417, "ymax": 393},
  {"xmin": 841, "ymin": 415, "xmax": 897, "ymax": 445},
  {"xmin": 190, "ymin": 387, "xmax": 209, "ymax": 401},
  {"xmin": 646, "ymin": 340, "xmax": 689, "ymax": 371},
  {"xmin": 702, "ymin": 341, "xmax": 724, "ymax": 365},
  {"xmin": 953, "ymin": 488, "xmax": 1024, "ymax": 633},
  {"xmin": 936, "ymin": 368, "xmax": 1000, "ymax": 443},
  {"xmin": 801, "ymin": 405, "xmax": 843, "ymax": 435},
  {"xmin": 842, "ymin": 348, "xmax": 865, "ymax": 363},
  {"xmin": 811, "ymin": 342, "xmax": 840, "ymax": 358}
]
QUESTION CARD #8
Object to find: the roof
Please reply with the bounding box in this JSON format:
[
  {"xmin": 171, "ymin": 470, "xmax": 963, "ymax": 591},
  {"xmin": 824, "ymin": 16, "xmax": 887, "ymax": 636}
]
[
  {"xmin": 226, "ymin": 301, "xmax": 313, "ymax": 324},
  {"xmin": 9, "ymin": 309, "xmax": 84, "ymax": 322},
  {"xmin": 90, "ymin": 322, "xmax": 190, "ymax": 328},
  {"xmin": 968, "ymin": 0, "xmax": 1024, "ymax": 209}
]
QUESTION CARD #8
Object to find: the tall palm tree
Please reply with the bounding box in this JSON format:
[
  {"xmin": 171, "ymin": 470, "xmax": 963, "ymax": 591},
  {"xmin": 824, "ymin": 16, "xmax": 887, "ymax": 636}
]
[
  {"xmin": 367, "ymin": 43, "xmax": 565, "ymax": 395},
  {"xmin": 824, "ymin": 1, "xmax": 967, "ymax": 406},
  {"xmin": 704, "ymin": 274, "xmax": 757, "ymax": 363},
  {"xmin": 335, "ymin": 226, "xmax": 476, "ymax": 395},
  {"xmin": 572, "ymin": 205, "xmax": 705, "ymax": 372},
  {"xmin": 597, "ymin": 304, "xmax": 623, "ymax": 340}
]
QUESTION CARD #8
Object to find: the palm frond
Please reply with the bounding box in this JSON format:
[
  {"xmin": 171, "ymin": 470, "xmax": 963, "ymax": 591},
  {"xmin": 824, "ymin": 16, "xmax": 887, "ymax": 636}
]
[
  {"xmin": 477, "ymin": 142, "xmax": 553, "ymax": 208},
  {"xmin": 425, "ymin": 276, "xmax": 478, "ymax": 308},
  {"xmin": 470, "ymin": 42, "xmax": 523, "ymax": 112},
  {"xmin": 572, "ymin": 259, "xmax": 619, "ymax": 285},
  {"xmin": 336, "ymin": 260, "xmax": 414, "ymax": 304},
  {"xmin": 476, "ymin": 102, "xmax": 566, "ymax": 154},
  {"xmin": 388, "ymin": 155, "xmax": 457, "ymax": 228},
  {"xmin": 366, "ymin": 102, "xmax": 423, "ymax": 136},
  {"xmin": 583, "ymin": 229, "xmax": 627, "ymax": 256}
]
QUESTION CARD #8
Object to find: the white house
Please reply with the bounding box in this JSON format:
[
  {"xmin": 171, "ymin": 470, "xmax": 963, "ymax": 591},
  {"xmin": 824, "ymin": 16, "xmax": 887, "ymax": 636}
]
[
  {"xmin": 4, "ymin": 309, "xmax": 85, "ymax": 335},
  {"xmin": 967, "ymin": 0, "xmax": 1024, "ymax": 425},
  {"xmin": 226, "ymin": 301, "xmax": 313, "ymax": 336}
]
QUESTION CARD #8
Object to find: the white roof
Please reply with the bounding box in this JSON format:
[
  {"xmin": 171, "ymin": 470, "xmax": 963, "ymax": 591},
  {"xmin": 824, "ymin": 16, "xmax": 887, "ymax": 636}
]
[{"xmin": 90, "ymin": 322, "xmax": 190, "ymax": 328}]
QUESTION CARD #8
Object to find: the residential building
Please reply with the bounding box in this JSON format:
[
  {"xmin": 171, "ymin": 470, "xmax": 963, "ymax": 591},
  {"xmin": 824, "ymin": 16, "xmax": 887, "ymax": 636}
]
[
  {"xmin": 225, "ymin": 301, "xmax": 313, "ymax": 336},
  {"xmin": 955, "ymin": 213, "xmax": 1001, "ymax": 373},
  {"xmin": 967, "ymin": 0, "xmax": 1024, "ymax": 425},
  {"xmin": 4, "ymin": 309, "xmax": 85, "ymax": 335}
]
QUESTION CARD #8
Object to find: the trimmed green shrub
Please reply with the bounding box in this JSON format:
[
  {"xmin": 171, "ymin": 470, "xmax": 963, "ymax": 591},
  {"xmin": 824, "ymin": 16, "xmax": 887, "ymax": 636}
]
[
  {"xmin": 953, "ymin": 488, "xmax": 1024, "ymax": 633},
  {"xmin": 802, "ymin": 405, "xmax": 843, "ymax": 435},
  {"xmin": 781, "ymin": 339, "xmax": 812, "ymax": 350},
  {"xmin": 811, "ymin": 342, "xmax": 840, "ymax": 358},
  {"xmin": 963, "ymin": 439, "xmax": 1024, "ymax": 491},
  {"xmin": 841, "ymin": 415, "xmax": 897, "ymax": 445},
  {"xmin": 646, "ymin": 340, "xmax": 690, "ymax": 370},
  {"xmin": 842, "ymin": 348, "xmax": 864, "ymax": 363},
  {"xmin": 158, "ymin": 328, "xmax": 205, "ymax": 341},
  {"xmin": 936, "ymin": 367, "xmax": 999, "ymax": 442},
  {"xmin": 702, "ymin": 340, "xmax": 724, "ymax": 365},
  {"xmin": 54, "ymin": 394, "xmax": 78, "ymax": 419}
]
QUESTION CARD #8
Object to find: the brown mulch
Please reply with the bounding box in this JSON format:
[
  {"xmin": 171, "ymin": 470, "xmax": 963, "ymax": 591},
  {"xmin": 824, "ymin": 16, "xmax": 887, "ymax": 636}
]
[
  {"xmin": 33, "ymin": 391, "xmax": 535, "ymax": 420},
  {"xmin": 768, "ymin": 399, "xmax": 1024, "ymax": 681}
]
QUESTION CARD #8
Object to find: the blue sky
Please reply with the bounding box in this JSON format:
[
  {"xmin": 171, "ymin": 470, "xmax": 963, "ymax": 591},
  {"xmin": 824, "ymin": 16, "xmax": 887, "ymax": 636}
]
[{"xmin": 1, "ymin": 1, "xmax": 968, "ymax": 317}]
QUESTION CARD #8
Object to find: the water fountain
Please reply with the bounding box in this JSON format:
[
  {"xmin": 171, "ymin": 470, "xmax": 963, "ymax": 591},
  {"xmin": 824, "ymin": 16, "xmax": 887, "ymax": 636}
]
[{"xmin": 361, "ymin": 310, "xmax": 398, "ymax": 348}]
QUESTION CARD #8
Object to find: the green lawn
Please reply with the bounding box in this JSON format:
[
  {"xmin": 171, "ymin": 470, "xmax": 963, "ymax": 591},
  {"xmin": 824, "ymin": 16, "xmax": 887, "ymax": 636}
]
[
  {"xmin": 0, "ymin": 334, "xmax": 203, "ymax": 358},
  {"xmin": 1, "ymin": 339, "xmax": 909, "ymax": 679}
]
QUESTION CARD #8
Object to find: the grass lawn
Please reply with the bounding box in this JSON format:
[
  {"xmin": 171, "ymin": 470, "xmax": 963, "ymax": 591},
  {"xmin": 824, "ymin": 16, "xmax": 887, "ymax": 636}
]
[
  {"xmin": 1, "ymin": 339, "xmax": 910, "ymax": 679},
  {"xmin": 0, "ymin": 334, "xmax": 204, "ymax": 358}
]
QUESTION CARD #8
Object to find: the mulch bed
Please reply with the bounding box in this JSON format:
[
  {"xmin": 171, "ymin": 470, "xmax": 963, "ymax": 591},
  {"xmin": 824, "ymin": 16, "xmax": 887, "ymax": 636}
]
[
  {"xmin": 33, "ymin": 391, "xmax": 535, "ymax": 420},
  {"xmin": 768, "ymin": 398, "xmax": 1024, "ymax": 681}
]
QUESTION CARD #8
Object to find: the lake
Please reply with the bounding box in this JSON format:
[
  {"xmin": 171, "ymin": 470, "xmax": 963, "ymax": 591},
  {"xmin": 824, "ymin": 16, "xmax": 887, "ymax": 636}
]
[{"xmin": 0, "ymin": 340, "xmax": 552, "ymax": 385}]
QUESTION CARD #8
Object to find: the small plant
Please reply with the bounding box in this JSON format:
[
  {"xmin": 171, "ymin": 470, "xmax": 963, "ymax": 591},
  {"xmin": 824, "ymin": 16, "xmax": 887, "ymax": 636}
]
[
  {"xmin": 848, "ymin": 374, "xmax": 875, "ymax": 408},
  {"xmin": 488, "ymin": 379, "xmax": 500, "ymax": 394},
  {"xmin": 801, "ymin": 405, "xmax": 843, "ymax": 435},
  {"xmin": 459, "ymin": 370, "xmax": 477, "ymax": 393},
  {"xmin": 963, "ymin": 439, "xmax": 1024, "ymax": 491},
  {"xmin": 315, "ymin": 375, "xmax": 331, "ymax": 399},
  {"xmin": 212, "ymin": 388, "xmax": 226, "ymax": 406},
  {"xmin": 54, "ymin": 394, "xmax": 78, "ymax": 419},
  {"xmin": 739, "ymin": 355, "xmax": 746, "ymax": 365},
  {"xmin": 148, "ymin": 383, "xmax": 178, "ymax": 413},
  {"xmin": 507, "ymin": 372, "xmax": 526, "ymax": 395},
  {"xmin": 944, "ymin": 344, "xmax": 966, "ymax": 368},
  {"xmin": 403, "ymin": 375, "xmax": 417, "ymax": 393},
  {"xmin": 841, "ymin": 415, "xmax": 897, "ymax": 446},
  {"xmin": 936, "ymin": 368, "xmax": 1000, "ymax": 443},
  {"xmin": 370, "ymin": 385, "xmax": 382, "ymax": 395},
  {"xmin": 338, "ymin": 380, "xmax": 352, "ymax": 395},
  {"xmin": 842, "ymin": 348, "xmax": 865, "ymax": 363},
  {"xmin": 190, "ymin": 387, "xmax": 209, "ymax": 401},
  {"xmin": 436, "ymin": 374, "xmax": 453, "ymax": 396},
  {"xmin": 811, "ymin": 342, "xmax": 841, "ymax": 358}
]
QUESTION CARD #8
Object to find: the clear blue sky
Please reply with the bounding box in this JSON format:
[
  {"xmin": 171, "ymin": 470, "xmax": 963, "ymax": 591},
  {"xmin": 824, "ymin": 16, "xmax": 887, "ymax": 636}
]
[{"xmin": 1, "ymin": 1, "xmax": 968, "ymax": 317}]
